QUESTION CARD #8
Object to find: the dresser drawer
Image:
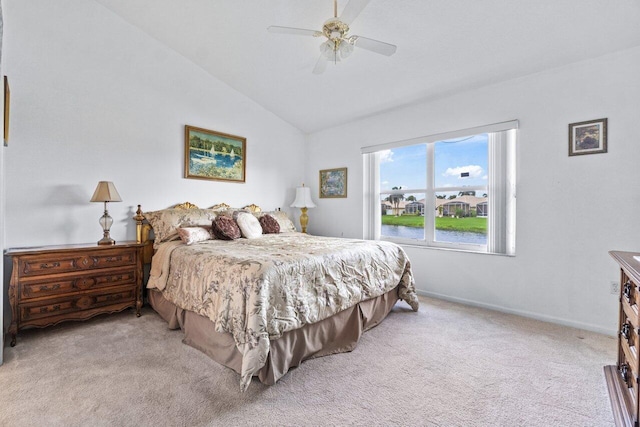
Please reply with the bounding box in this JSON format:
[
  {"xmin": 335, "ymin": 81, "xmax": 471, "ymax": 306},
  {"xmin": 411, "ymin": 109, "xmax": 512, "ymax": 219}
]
[
  {"xmin": 19, "ymin": 266, "xmax": 137, "ymax": 300},
  {"xmin": 620, "ymin": 309, "xmax": 639, "ymax": 355},
  {"xmin": 17, "ymin": 248, "xmax": 137, "ymax": 277},
  {"xmin": 19, "ymin": 286, "xmax": 137, "ymax": 324},
  {"xmin": 619, "ymin": 351, "xmax": 639, "ymax": 417}
]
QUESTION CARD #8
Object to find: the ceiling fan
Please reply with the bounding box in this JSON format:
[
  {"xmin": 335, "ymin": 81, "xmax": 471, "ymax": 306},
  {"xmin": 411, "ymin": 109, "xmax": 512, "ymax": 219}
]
[{"xmin": 267, "ymin": 0, "xmax": 397, "ymax": 74}]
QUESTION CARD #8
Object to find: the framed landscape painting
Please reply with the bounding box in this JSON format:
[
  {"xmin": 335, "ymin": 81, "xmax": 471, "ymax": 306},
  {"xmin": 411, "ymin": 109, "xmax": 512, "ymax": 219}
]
[
  {"xmin": 568, "ymin": 118, "xmax": 607, "ymax": 156},
  {"xmin": 319, "ymin": 167, "xmax": 347, "ymax": 198},
  {"xmin": 184, "ymin": 125, "xmax": 246, "ymax": 182}
]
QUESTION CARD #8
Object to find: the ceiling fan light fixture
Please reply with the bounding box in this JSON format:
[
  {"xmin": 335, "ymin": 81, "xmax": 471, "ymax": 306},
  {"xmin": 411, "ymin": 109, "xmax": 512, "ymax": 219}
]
[
  {"xmin": 268, "ymin": 0, "xmax": 396, "ymax": 73},
  {"xmin": 320, "ymin": 40, "xmax": 334, "ymax": 58},
  {"xmin": 339, "ymin": 41, "xmax": 354, "ymax": 58}
]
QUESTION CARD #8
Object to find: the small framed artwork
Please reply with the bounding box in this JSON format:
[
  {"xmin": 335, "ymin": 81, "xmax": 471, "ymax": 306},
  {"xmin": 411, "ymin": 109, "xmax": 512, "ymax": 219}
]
[
  {"xmin": 568, "ymin": 118, "xmax": 607, "ymax": 156},
  {"xmin": 319, "ymin": 167, "xmax": 347, "ymax": 198},
  {"xmin": 184, "ymin": 125, "xmax": 246, "ymax": 182},
  {"xmin": 4, "ymin": 76, "xmax": 9, "ymax": 147}
]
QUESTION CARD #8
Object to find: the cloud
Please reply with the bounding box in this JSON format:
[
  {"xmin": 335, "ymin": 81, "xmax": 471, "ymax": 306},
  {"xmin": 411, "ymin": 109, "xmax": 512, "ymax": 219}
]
[
  {"xmin": 379, "ymin": 150, "xmax": 394, "ymax": 163},
  {"xmin": 443, "ymin": 165, "xmax": 484, "ymax": 179}
]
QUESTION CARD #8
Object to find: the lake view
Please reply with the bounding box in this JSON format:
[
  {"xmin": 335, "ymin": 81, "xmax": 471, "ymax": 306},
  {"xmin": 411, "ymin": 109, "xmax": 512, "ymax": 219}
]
[{"xmin": 381, "ymin": 224, "xmax": 487, "ymax": 245}]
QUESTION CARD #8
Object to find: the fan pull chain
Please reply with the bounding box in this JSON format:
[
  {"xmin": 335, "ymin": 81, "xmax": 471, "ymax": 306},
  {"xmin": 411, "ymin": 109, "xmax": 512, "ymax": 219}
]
[{"xmin": 334, "ymin": 0, "xmax": 338, "ymax": 18}]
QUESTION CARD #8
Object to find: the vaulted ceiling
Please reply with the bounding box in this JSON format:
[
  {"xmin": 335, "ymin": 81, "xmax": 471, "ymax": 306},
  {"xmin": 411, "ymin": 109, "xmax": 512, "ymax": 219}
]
[{"xmin": 94, "ymin": 0, "xmax": 640, "ymax": 134}]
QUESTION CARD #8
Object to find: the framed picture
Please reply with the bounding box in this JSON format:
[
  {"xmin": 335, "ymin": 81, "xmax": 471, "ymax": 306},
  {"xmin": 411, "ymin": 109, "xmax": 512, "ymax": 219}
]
[
  {"xmin": 319, "ymin": 167, "xmax": 347, "ymax": 198},
  {"xmin": 568, "ymin": 118, "xmax": 607, "ymax": 156},
  {"xmin": 184, "ymin": 125, "xmax": 246, "ymax": 182},
  {"xmin": 4, "ymin": 76, "xmax": 9, "ymax": 147}
]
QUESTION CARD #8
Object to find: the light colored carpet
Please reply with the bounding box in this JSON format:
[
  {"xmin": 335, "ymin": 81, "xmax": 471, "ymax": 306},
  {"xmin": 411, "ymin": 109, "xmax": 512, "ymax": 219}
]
[{"xmin": 0, "ymin": 296, "xmax": 615, "ymax": 426}]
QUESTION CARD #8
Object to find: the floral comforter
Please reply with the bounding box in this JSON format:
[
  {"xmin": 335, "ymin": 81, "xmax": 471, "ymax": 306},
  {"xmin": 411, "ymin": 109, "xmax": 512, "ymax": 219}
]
[{"xmin": 148, "ymin": 232, "xmax": 419, "ymax": 391}]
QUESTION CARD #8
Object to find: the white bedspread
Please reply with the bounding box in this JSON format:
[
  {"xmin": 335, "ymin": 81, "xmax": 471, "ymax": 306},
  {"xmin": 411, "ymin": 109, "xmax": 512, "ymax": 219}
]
[{"xmin": 148, "ymin": 232, "xmax": 418, "ymax": 391}]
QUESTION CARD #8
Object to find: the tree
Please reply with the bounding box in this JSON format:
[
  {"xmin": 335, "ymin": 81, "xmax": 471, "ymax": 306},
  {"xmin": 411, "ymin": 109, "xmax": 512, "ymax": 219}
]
[
  {"xmin": 448, "ymin": 195, "xmax": 457, "ymax": 200},
  {"xmin": 406, "ymin": 195, "xmax": 416, "ymax": 202},
  {"xmin": 388, "ymin": 186, "xmax": 405, "ymax": 216},
  {"xmin": 459, "ymin": 190, "xmax": 476, "ymax": 197}
]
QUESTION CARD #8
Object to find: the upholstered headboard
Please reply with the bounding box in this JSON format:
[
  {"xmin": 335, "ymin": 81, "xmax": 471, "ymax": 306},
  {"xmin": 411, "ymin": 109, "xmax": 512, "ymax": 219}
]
[{"xmin": 133, "ymin": 202, "xmax": 262, "ymax": 263}]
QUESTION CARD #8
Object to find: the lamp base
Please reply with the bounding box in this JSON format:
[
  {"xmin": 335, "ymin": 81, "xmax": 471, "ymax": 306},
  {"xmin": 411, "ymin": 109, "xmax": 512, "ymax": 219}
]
[
  {"xmin": 97, "ymin": 207, "xmax": 116, "ymax": 245},
  {"xmin": 299, "ymin": 207, "xmax": 309, "ymax": 234},
  {"xmin": 97, "ymin": 237, "xmax": 116, "ymax": 246}
]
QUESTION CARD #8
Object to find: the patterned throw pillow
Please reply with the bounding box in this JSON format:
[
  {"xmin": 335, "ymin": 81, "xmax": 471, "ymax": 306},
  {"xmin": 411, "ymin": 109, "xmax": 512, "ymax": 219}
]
[
  {"xmin": 236, "ymin": 212, "xmax": 263, "ymax": 239},
  {"xmin": 259, "ymin": 214, "xmax": 280, "ymax": 234},
  {"xmin": 177, "ymin": 226, "xmax": 213, "ymax": 245},
  {"xmin": 212, "ymin": 216, "xmax": 241, "ymax": 240},
  {"xmin": 143, "ymin": 208, "xmax": 218, "ymax": 248}
]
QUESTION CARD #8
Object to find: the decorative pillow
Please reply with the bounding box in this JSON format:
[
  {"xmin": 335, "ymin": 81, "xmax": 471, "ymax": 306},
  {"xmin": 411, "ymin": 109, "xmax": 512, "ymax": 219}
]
[
  {"xmin": 236, "ymin": 212, "xmax": 263, "ymax": 239},
  {"xmin": 256, "ymin": 211, "xmax": 297, "ymax": 233},
  {"xmin": 259, "ymin": 214, "xmax": 280, "ymax": 234},
  {"xmin": 212, "ymin": 216, "xmax": 241, "ymax": 240},
  {"xmin": 144, "ymin": 208, "xmax": 218, "ymax": 248},
  {"xmin": 178, "ymin": 226, "xmax": 213, "ymax": 245}
]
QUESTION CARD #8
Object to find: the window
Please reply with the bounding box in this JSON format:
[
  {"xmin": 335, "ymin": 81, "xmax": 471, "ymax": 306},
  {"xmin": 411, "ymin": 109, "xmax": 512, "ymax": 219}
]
[{"xmin": 363, "ymin": 121, "xmax": 516, "ymax": 255}]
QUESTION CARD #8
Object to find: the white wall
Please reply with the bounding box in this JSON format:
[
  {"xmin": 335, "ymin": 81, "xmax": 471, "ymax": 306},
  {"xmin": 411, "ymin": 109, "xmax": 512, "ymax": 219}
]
[
  {"xmin": 306, "ymin": 46, "xmax": 640, "ymax": 335},
  {"xmin": 2, "ymin": 0, "xmax": 305, "ymax": 248},
  {"xmin": 1, "ymin": 0, "xmax": 305, "ymax": 328}
]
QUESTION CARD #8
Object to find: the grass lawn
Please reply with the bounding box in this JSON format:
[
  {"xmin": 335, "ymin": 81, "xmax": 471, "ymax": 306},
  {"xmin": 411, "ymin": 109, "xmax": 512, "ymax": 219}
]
[{"xmin": 382, "ymin": 215, "xmax": 487, "ymax": 234}]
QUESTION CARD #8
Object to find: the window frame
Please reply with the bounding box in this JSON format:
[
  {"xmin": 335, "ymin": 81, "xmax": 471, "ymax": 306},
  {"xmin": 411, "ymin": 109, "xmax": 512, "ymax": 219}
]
[{"xmin": 363, "ymin": 120, "xmax": 517, "ymax": 255}]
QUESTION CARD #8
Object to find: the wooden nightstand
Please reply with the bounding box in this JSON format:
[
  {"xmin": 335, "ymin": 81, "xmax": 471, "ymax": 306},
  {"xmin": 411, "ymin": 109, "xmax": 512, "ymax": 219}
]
[{"xmin": 5, "ymin": 241, "xmax": 144, "ymax": 347}]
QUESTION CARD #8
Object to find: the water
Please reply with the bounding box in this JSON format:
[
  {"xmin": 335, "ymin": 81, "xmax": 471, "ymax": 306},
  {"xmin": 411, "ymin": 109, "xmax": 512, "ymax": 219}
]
[
  {"xmin": 190, "ymin": 151, "xmax": 240, "ymax": 169},
  {"xmin": 381, "ymin": 224, "xmax": 487, "ymax": 245}
]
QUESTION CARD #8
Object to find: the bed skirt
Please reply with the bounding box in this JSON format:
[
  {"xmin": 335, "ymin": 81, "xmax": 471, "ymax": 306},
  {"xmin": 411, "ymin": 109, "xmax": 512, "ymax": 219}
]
[{"xmin": 148, "ymin": 287, "xmax": 400, "ymax": 385}]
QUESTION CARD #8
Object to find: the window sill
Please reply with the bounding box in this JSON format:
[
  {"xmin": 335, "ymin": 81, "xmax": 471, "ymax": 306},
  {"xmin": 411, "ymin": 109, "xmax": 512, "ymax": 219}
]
[{"xmin": 384, "ymin": 239, "xmax": 515, "ymax": 257}]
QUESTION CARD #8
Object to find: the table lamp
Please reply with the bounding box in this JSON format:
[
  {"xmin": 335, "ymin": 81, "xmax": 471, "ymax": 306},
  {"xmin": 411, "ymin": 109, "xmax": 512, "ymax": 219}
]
[
  {"xmin": 290, "ymin": 183, "xmax": 316, "ymax": 233},
  {"xmin": 90, "ymin": 181, "xmax": 122, "ymax": 245}
]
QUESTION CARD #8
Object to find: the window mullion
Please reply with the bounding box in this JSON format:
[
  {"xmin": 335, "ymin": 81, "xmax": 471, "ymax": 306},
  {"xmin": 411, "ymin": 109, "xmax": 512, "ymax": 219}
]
[{"xmin": 425, "ymin": 143, "xmax": 435, "ymax": 244}]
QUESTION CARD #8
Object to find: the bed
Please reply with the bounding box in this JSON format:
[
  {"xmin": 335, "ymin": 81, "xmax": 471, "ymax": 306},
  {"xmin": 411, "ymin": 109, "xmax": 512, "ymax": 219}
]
[{"xmin": 134, "ymin": 203, "xmax": 419, "ymax": 391}]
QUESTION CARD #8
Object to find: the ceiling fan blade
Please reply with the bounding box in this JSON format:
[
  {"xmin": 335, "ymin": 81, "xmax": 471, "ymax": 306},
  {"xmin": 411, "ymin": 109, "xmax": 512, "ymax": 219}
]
[
  {"xmin": 352, "ymin": 36, "xmax": 397, "ymax": 56},
  {"xmin": 267, "ymin": 26, "xmax": 322, "ymax": 37},
  {"xmin": 313, "ymin": 55, "xmax": 329, "ymax": 74},
  {"xmin": 339, "ymin": 0, "xmax": 371, "ymax": 24}
]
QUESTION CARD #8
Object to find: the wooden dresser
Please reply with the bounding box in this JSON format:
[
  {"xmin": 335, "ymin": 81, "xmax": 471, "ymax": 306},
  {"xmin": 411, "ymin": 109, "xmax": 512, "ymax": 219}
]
[
  {"xmin": 607, "ymin": 251, "xmax": 640, "ymax": 427},
  {"xmin": 6, "ymin": 241, "xmax": 144, "ymax": 347}
]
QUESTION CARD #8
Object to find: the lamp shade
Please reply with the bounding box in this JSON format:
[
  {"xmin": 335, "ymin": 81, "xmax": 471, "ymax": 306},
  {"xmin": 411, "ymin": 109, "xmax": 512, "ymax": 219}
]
[
  {"xmin": 90, "ymin": 181, "xmax": 122, "ymax": 203},
  {"xmin": 290, "ymin": 185, "xmax": 316, "ymax": 208}
]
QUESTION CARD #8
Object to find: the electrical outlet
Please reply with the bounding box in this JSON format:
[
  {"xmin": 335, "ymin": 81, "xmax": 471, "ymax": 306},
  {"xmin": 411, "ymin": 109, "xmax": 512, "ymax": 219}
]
[{"xmin": 611, "ymin": 281, "xmax": 620, "ymax": 294}]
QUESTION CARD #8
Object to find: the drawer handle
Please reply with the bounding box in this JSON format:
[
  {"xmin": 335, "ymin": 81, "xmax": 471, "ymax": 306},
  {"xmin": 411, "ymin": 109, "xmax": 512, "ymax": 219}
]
[
  {"xmin": 39, "ymin": 262, "xmax": 61, "ymax": 269},
  {"xmin": 105, "ymin": 294, "xmax": 123, "ymax": 302},
  {"xmin": 624, "ymin": 281, "xmax": 633, "ymax": 299},
  {"xmin": 621, "ymin": 322, "xmax": 631, "ymax": 340},
  {"xmin": 105, "ymin": 256, "xmax": 123, "ymax": 263},
  {"xmin": 39, "ymin": 284, "xmax": 61, "ymax": 292},
  {"xmin": 80, "ymin": 278, "xmax": 96, "ymax": 289},
  {"xmin": 621, "ymin": 363, "xmax": 629, "ymax": 384}
]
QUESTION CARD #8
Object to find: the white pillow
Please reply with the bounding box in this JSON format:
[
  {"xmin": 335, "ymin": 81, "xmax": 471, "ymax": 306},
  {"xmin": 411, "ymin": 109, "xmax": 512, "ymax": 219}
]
[
  {"xmin": 177, "ymin": 226, "xmax": 213, "ymax": 245},
  {"xmin": 236, "ymin": 213, "xmax": 263, "ymax": 239}
]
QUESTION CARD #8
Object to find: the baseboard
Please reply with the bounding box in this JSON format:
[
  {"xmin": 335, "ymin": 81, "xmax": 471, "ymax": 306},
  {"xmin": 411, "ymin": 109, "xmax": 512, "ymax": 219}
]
[{"xmin": 417, "ymin": 290, "xmax": 616, "ymax": 336}]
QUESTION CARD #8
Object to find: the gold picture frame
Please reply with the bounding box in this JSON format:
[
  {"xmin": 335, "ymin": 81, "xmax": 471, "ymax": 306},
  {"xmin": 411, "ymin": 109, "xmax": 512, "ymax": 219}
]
[
  {"xmin": 319, "ymin": 167, "xmax": 348, "ymax": 198},
  {"xmin": 184, "ymin": 125, "xmax": 246, "ymax": 182},
  {"xmin": 568, "ymin": 118, "xmax": 607, "ymax": 156},
  {"xmin": 4, "ymin": 76, "xmax": 9, "ymax": 147}
]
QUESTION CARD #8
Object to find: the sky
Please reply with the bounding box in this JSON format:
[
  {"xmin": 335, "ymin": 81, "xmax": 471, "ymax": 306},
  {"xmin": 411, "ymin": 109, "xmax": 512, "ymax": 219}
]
[{"xmin": 380, "ymin": 134, "xmax": 488, "ymax": 197}]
